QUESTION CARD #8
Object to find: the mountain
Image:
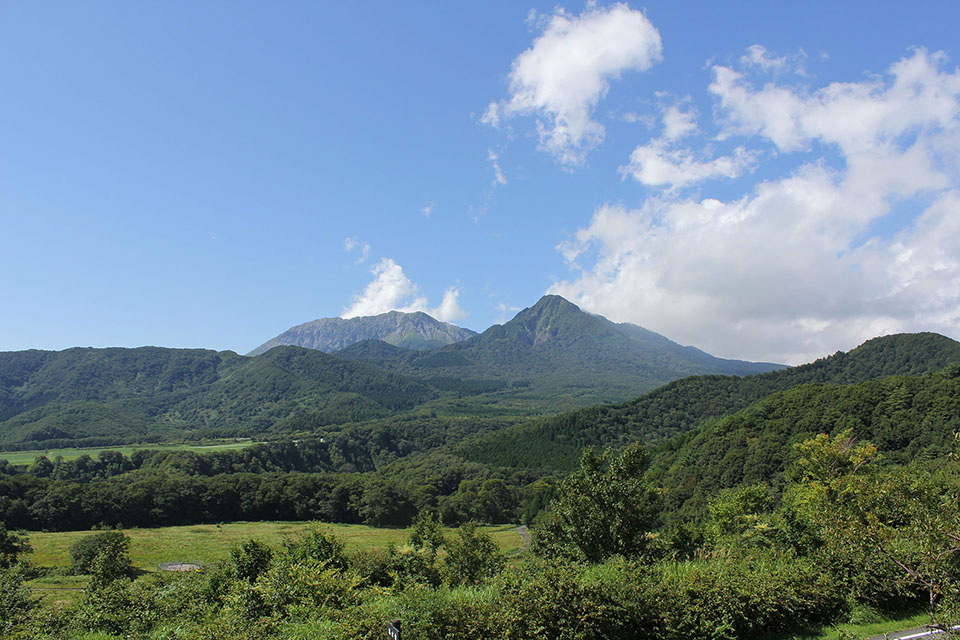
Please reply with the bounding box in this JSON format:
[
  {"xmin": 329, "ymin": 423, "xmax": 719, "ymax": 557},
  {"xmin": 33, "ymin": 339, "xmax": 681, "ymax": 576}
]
[
  {"xmin": 0, "ymin": 346, "xmax": 434, "ymax": 448},
  {"xmin": 455, "ymin": 331, "xmax": 960, "ymax": 471},
  {"xmin": 336, "ymin": 295, "xmax": 783, "ymax": 406},
  {"xmin": 648, "ymin": 364, "xmax": 960, "ymax": 517},
  {"xmin": 248, "ymin": 311, "xmax": 477, "ymax": 356}
]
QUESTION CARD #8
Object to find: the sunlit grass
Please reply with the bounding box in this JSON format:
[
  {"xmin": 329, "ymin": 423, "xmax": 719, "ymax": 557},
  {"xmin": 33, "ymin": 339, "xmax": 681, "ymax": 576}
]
[
  {"xmin": 0, "ymin": 439, "xmax": 254, "ymax": 466},
  {"xmin": 27, "ymin": 520, "xmax": 525, "ymax": 571}
]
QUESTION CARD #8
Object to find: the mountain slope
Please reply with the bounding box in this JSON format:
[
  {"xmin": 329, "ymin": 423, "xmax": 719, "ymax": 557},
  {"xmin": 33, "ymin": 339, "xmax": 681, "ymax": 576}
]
[
  {"xmin": 337, "ymin": 296, "xmax": 783, "ymax": 406},
  {"xmin": 455, "ymin": 332, "xmax": 960, "ymax": 470},
  {"xmin": 249, "ymin": 311, "xmax": 477, "ymax": 355},
  {"xmin": 650, "ymin": 364, "xmax": 960, "ymax": 516},
  {"xmin": 0, "ymin": 346, "xmax": 435, "ymax": 448}
]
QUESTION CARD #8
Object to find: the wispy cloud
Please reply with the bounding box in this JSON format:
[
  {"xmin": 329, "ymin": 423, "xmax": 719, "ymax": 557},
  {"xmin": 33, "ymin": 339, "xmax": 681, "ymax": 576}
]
[
  {"xmin": 343, "ymin": 237, "xmax": 370, "ymax": 264},
  {"xmin": 488, "ymin": 149, "xmax": 507, "ymax": 186}
]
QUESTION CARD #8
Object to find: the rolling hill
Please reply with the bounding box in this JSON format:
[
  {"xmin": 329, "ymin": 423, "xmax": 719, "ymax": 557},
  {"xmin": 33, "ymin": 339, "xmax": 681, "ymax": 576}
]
[
  {"xmin": 454, "ymin": 332, "xmax": 960, "ymax": 471},
  {"xmin": 0, "ymin": 346, "xmax": 434, "ymax": 448}
]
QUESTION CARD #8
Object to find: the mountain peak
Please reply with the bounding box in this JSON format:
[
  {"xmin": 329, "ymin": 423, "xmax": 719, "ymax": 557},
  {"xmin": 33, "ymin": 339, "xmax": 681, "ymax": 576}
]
[
  {"xmin": 527, "ymin": 295, "xmax": 582, "ymax": 315},
  {"xmin": 249, "ymin": 310, "xmax": 476, "ymax": 356}
]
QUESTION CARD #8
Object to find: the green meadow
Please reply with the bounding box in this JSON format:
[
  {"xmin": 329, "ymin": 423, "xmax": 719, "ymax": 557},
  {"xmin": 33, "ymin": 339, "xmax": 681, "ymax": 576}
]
[
  {"xmin": 27, "ymin": 521, "xmax": 525, "ymax": 571},
  {"xmin": 0, "ymin": 439, "xmax": 255, "ymax": 466}
]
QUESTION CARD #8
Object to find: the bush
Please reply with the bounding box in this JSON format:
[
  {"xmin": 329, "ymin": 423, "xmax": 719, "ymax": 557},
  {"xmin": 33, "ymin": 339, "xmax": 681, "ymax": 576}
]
[
  {"xmin": 645, "ymin": 551, "xmax": 845, "ymax": 640},
  {"xmin": 0, "ymin": 566, "xmax": 35, "ymax": 637},
  {"xmin": 69, "ymin": 530, "xmax": 133, "ymax": 578},
  {"xmin": 231, "ymin": 539, "xmax": 273, "ymax": 583},
  {"xmin": 0, "ymin": 525, "xmax": 31, "ymax": 569},
  {"xmin": 443, "ymin": 522, "xmax": 504, "ymax": 586},
  {"xmin": 280, "ymin": 528, "xmax": 348, "ymax": 571}
]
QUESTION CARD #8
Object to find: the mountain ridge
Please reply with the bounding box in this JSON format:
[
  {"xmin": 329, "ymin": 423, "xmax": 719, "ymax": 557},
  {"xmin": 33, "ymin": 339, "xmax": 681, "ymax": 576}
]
[
  {"xmin": 249, "ymin": 310, "xmax": 477, "ymax": 356},
  {"xmin": 335, "ymin": 295, "xmax": 784, "ymax": 405}
]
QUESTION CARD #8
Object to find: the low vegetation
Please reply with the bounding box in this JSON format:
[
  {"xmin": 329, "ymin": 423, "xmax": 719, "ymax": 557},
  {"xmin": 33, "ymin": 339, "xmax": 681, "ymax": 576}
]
[{"xmin": 0, "ymin": 431, "xmax": 956, "ymax": 639}]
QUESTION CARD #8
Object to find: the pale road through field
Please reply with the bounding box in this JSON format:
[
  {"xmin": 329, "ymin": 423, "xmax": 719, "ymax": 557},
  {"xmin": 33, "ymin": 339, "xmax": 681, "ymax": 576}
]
[{"xmin": 868, "ymin": 626, "xmax": 960, "ymax": 640}]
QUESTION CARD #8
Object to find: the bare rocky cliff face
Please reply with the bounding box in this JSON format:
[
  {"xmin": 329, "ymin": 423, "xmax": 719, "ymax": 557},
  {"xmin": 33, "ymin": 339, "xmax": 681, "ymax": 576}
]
[{"xmin": 248, "ymin": 311, "xmax": 477, "ymax": 356}]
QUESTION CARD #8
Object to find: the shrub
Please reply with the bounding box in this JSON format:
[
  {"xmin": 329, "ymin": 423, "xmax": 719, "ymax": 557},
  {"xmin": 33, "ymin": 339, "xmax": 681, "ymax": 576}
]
[
  {"xmin": 443, "ymin": 522, "xmax": 504, "ymax": 586},
  {"xmin": 231, "ymin": 539, "xmax": 273, "ymax": 583},
  {"xmin": 69, "ymin": 530, "xmax": 132, "ymax": 578}
]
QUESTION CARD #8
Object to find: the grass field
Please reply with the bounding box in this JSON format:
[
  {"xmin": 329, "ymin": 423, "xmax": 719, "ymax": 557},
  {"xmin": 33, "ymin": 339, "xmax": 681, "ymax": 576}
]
[
  {"xmin": 27, "ymin": 521, "xmax": 525, "ymax": 570},
  {"xmin": 0, "ymin": 439, "xmax": 255, "ymax": 466},
  {"xmin": 24, "ymin": 520, "xmax": 525, "ymax": 607}
]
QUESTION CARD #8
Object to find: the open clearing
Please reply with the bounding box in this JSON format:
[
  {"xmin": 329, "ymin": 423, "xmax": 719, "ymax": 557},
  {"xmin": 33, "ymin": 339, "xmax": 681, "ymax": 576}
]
[
  {"xmin": 0, "ymin": 439, "xmax": 255, "ymax": 466},
  {"xmin": 27, "ymin": 521, "xmax": 525, "ymax": 571}
]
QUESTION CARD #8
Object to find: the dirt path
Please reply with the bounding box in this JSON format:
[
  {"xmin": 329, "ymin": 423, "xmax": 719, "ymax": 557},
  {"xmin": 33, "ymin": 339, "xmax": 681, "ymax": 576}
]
[{"xmin": 508, "ymin": 525, "xmax": 531, "ymax": 557}]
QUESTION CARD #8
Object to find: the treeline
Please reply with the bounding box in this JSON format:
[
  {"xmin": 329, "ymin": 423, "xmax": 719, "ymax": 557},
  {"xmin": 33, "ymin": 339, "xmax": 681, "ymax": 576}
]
[
  {"xmin": 0, "ymin": 457, "xmax": 538, "ymax": 531},
  {"xmin": 651, "ymin": 366, "xmax": 960, "ymax": 517}
]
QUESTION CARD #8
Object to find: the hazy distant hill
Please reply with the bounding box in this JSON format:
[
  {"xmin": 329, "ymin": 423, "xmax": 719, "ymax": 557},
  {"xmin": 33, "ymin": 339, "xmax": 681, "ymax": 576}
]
[
  {"xmin": 456, "ymin": 331, "xmax": 960, "ymax": 470},
  {"xmin": 336, "ymin": 295, "xmax": 783, "ymax": 405},
  {"xmin": 248, "ymin": 311, "xmax": 477, "ymax": 356},
  {"xmin": 0, "ymin": 346, "xmax": 434, "ymax": 448}
]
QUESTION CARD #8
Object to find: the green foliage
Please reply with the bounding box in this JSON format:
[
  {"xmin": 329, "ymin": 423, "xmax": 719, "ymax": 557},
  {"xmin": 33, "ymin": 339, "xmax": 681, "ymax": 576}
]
[
  {"xmin": 0, "ymin": 524, "xmax": 30, "ymax": 568},
  {"xmin": 0, "ymin": 345, "xmax": 435, "ymax": 447},
  {"xmin": 231, "ymin": 539, "xmax": 274, "ymax": 583},
  {"xmin": 280, "ymin": 528, "xmax": 348, "ymax": 572},
  {"xmin": 443, "ymin": 522, "xmax": 504, "ymax": 586},
  {"xmin": 0, "ymin": 565, "xmax": 34, "ymax": 636},
  {"xmin": 408, "ymin": 511, "xmax": 445, "ymax": 557},
  {"xmin": 786, "ymin": 433, "xmax": 960, "ymax": 624},
  {"xmin": 534, "ymin": 443, "xmax": 661, "ymax": 562},
  {"xmin": 459, "ymin": 332, "xmax": 960, "ymax": 471},
  {"xmin": 69, "ymin": 530, "xmax": 132, "ymax": 579},
  {"xmin": 646, "ymin": 552, "xmax": 845, "ymax": 640},
  {"xmin": 652, "ymin": 367, "xmax": 960, "ymax": 518},
  {"xmin": 706, "ymin": 483, "xmax": 780, "ymax": 549}
]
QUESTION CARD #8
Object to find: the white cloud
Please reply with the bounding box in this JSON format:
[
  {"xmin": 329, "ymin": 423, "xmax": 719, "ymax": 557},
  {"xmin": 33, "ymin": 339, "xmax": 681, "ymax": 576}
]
[
  {"xmin": 432, "ymin": 287, "xmax": 469, "ymax": 323},
  {"xmin": 342, "ymin": 258, "xmax": 468, "ymax": 323},
  {"xmin": 483, "ymin": 3, "xmax": 662, "ymax": 167},
  {"xmin": 488, "ymin": 149, "xmax": 507, "ymax": 186},
  {"xmin": 662, "ymin": 105, "xmax": 698, "ymax": 140},
  {"xmin": 421, "ymin": 203, "xmax": 434, "ymax": 217},
  {"xmin": 552, "ymin": 49, "xmax": 960, "ymax": 364},
  {"xmin": 740, "ymin": 44, "xmax": 788, "ymax": 72},
  {"xmin": 343, "ymin": 237, "xmax": 370, "ymax": 264},
  {"xmin": 620, "ymin": 139, "xmax": 756, "ymax": 187}
]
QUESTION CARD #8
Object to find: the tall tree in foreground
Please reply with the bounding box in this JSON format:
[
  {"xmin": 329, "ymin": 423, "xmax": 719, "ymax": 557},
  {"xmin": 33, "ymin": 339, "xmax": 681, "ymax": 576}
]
[{"xmin": 533, "ymin": 443, "xmax": 661, "ymax": 562}]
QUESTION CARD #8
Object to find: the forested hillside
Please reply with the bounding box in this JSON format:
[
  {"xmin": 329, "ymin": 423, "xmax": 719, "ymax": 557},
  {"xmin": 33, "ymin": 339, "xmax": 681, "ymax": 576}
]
[
  {"xmin": 0, "ymin": 346, "xmax": 434, "ymax": 448},
  {"xmin": 650, "ymin": 364, "xmax": 960, "ymax": 516},
  {"xmin": 0, "ymin": 296, "xmax": 788, "ymax": 451},
  {"xmin": 456, "ymin": 332, "xmax": 960, "ymax": 470}
]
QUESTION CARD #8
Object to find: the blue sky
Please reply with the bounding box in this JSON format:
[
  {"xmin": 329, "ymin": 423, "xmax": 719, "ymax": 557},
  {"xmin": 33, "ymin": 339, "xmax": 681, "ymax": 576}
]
[{"xmin": 2, "ymin": 1, "xmax": 959, "ymax": 364}]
